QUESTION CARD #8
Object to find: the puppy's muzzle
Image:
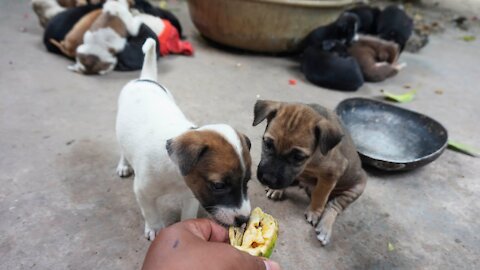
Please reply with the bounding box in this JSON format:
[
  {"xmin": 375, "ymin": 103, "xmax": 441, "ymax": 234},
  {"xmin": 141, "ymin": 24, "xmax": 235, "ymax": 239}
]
[
  {"xmin": 234, "ymin": 215, "xmax": 250, "ymax": 227},
  {"xmin": 257, "ymin": 169, "xmax": 290, "ymax": 190}
]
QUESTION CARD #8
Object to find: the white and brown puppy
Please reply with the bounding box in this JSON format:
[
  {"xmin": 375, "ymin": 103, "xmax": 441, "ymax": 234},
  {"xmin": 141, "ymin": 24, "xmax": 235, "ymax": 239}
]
[
  {"xmin": 116, "ymin": 38, "xmax": 252, "ymax": 240},
  {"xmin": 31, "ymin": 0, "xmax": 66, "ymax": 27},
  {"xmin": 49, "ymin": 9, "xmax": 102, "ymax": 58},
  {"xmin": 253, "ymin": 100, "xmax": 367, "ymax": 245},
  {"xmin": 69, "ymin": 0, "xmax": 142, "ymax": 74}
]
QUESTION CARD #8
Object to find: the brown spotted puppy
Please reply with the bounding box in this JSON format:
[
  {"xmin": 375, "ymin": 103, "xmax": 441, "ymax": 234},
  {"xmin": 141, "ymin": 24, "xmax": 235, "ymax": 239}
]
[
  {"xmin": 348, "ymin": 35, "xmax": 405, "ymax": 82},
  {"xmin": 253, "ymin": 100, "xmax": 367, "ymax": 245},
  {"xmin": 116, "ymin": 39, "xmax": 252, "ymax": 241},
  {"xmin": 49, "ymin": 9, "xmax": 102, "ymax": 58}
]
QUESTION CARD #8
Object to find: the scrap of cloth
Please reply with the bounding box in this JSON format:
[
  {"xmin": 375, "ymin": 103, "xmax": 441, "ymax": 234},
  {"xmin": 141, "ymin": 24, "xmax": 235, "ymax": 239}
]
[{"xmin": 158, "ymin": 19, "xmax": 194, "ymax": 56}]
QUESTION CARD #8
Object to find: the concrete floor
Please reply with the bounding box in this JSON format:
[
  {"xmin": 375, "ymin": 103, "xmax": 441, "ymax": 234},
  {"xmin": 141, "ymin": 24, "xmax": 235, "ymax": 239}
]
[{"xmin": 1, "ymin": 0, "xmax": 480, "ymax": 269}]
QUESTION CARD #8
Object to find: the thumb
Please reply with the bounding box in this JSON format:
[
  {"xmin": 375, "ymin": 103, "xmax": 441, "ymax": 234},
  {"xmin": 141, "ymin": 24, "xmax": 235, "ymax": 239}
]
[
  {"xmin": 264, "ymin": 260, "xmax": 281, "ymax": 270},
  {"xmin": 233, "ymin": 249, "xmax": 281, "ymax": 270}
]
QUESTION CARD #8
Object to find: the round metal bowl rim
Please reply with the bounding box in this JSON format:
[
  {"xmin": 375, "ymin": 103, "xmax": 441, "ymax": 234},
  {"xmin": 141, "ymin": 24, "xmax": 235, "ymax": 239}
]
[
  {"xmin": 336, "ymin": 97, "xmax": 449, "ymax": 166},
  {"xmin": 241, "ymin": 0, "xmax": 356, "ymax": 8}
]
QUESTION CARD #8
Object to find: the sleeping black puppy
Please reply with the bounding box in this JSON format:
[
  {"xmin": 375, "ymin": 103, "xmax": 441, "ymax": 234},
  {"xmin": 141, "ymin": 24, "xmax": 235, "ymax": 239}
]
[
  {"xmin": 376, "ymin": 5, "xmax": 413, "ymax": 51},
  {"xmin": 134, "ymin": 0, "xmax": 183, "ymax": 38},
  {"xmin": 346, "ymin": 5, "xmax": 381, "ymax": 35},
  {"xmin": 115, "ymin": 23, "xmax": 160, "ymax": 71},
  {"xmin": 301, "ymin": 40, "xmax": 364, "ymax": 91},
  {"xmin": 43, "ymin": 3, "xmax": 102, "ymax": 55},
  {"xmin": 299, "ymin": 12, "xmax": 359, "ymax": 52}
]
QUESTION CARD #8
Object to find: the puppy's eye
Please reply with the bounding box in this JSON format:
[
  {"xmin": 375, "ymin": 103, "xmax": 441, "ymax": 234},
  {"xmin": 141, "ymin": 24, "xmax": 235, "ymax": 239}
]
[
  {"xmin": 263, "ymin": 138, "xmax": 274, "ymax": 151},
  {"xmin": 292, "ymin": 152, "xmax": 308, "ymax": 163},
  {"xmin": 209, "ymin": 182, "xmax": 226, "ymax": 191}
]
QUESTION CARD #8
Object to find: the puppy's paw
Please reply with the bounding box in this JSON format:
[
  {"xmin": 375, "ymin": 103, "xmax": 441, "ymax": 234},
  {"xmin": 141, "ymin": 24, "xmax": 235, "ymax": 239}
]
[
  {"xmin": 315, "ymin": 208, "xmax": 337, "ymax": 246},
  {"xmin": 304, "ymin": 207, "xmax": 323, "ymax": 227},
  {"xmin": 394, "ymin": 62, "xmax": 407, "ymax": 71},
  {"xmin": 144, "ymin": 223, "xmax": 164, "ymax": 241},
  {"xmin": 265, "ymin": 188, "xmax": 284, "ymax": 200},
  {"xmin": 315, "ymin": 221, "xmax": 333, "ymax": 246},
  {"xmin": 374, "ymin": 61, "xmax": 389, "ymax": 67},
  {"xmin": 116, "ymin": 163, "xmax": 133, "ymax": 178}
]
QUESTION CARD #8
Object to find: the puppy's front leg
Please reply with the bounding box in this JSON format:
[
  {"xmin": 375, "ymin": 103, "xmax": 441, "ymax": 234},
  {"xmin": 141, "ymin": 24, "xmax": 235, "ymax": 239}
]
[
  {"xmin": 304, "ymin": 178, "xmax": 336, "ymax": 226},
  {"xmin": 116, "ymin": 153, "xmax": 133, "ymax": 177},
  {"xmin": 315, "ymin": 174, "xmax": 366, "ymax": 245},
  {"xmin": 134, "ymin": 178, "xmax": 164, "ymax": 241}
]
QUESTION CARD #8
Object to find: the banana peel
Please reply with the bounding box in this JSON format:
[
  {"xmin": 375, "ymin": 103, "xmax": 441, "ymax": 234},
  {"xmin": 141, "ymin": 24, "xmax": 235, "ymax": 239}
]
[{"xmin": 229, "ymin": 207, "xmax": 278, "ymax": 258}]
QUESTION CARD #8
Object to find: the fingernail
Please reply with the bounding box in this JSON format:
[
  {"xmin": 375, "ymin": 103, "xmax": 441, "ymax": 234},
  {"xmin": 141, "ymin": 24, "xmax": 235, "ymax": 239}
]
[{"xmin": 264, "ymin": 260, "xmax": 281, "ymax": 270}]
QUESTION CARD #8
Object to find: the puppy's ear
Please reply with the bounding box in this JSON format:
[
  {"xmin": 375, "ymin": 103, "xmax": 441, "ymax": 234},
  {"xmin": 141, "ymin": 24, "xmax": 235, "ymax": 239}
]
[
  {"xmin": 315, "ymin": 118, "xmax": 344, "ymax": 155},
  {"xmin": 239, "ymin": 132, "xmax": 251, "ymax": 151},
  {"xmin": 166, "ymin": 134, "xmax": 208, "ymax": 176},
  {"xmin": 253, "ymin": 100, "xmax": 281, "ymax": 126}
]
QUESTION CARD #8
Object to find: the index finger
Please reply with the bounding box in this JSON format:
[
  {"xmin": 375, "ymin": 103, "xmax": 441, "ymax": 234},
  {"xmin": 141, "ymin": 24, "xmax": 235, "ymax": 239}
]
[{"xmin": 180, "ymin": 218, "xmax": 229, "ymax": 243}]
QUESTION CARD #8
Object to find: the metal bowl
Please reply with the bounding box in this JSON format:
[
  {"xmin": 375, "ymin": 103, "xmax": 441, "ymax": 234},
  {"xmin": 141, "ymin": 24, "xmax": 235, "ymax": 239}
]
[
  {"xmin": 187, "ymin": 0, "xmax": 356, "ymax": 53},
  {"xmin": 335, "ymin": 98, "xmax": 448, "ymax": 171}
]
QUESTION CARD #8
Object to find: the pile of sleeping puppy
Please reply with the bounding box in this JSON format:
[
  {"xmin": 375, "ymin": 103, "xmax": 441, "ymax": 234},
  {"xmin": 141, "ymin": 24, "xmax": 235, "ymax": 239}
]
[
  {"xmin": 32, "ymin": 0, "xmax": 191, "ymax": 75},
  {"xmin": 300, "ymin": 4, "xmax": 414, "ymax": 91}
]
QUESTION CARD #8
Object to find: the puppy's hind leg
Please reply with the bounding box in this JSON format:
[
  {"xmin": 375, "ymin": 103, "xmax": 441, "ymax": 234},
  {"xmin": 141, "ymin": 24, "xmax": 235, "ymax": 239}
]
[
  {"xmin": 116, "ymin": 153, "xmax": 133, "ymax": 178},
  {"xmin": 315, "ymin": 174, "xmax": 366, "ymax": 246},
  {"xmin": 364, "ymin": 62, "xmax": 399, "ymax": 82},
  {"xmin": 134, "ymin": 178, "xmax": 165, "ymax": 241}
]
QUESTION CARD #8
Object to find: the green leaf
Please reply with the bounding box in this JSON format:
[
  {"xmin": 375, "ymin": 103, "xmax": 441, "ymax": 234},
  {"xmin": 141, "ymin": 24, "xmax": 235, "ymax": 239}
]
[
  {"xmin": 159, "ymin": 0, "xmax": 168, "ymax": 9},
  {"xmin": 383, "ymin": 89, "xmax": 416, "ymax": 103},
  {"xmin": 388, "ymin": 242, "xmax": 395, "ymax": 252},
  {"xmin": 448, "ymin": 140, "xmax": 479, "ymax": 157},
  {"xmin": 462, "ymin": 35, "xmax": 476, "ymax": 42}
]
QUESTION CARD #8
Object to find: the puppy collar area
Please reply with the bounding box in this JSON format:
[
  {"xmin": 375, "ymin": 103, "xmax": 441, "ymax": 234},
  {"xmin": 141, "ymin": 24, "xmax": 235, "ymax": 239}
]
[{"xmin": 135, "ymin": 79, "xmax": 168, "ymax": 92}]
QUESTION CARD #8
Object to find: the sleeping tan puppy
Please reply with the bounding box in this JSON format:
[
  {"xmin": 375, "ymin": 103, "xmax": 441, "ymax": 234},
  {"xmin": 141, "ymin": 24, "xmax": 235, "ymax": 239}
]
[
  {"xmin": 49, "ymin": 9, "xmax": 102, "ymax": 58},
  {"xmin": 348, "ymin": 35, "xmax": 406, "ymax": 82}
]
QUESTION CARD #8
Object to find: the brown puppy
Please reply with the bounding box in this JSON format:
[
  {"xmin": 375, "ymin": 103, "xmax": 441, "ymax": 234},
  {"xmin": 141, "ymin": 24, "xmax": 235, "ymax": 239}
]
[
  {"xmin": 253, "ymin": 100, "xmax": 367, "ymax": 245},
  {"xmin": 49, "ymin": 9, "xmax": 102, "ymax": 58},
  {"xmin": 348, "ymin": 35, "xmax": 405, "ymax": 82}
]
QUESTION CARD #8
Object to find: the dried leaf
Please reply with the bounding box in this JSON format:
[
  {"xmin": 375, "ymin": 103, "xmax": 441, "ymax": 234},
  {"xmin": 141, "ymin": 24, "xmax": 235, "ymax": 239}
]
[
  {"xmin": 383, "ymin": 90, "xmax": 416, "ymax": 103},
  {"xmin": 448, "ymin": 140, "xmax": 479, "ymax": 157},
  {"xmin": 462, "ymin": 35, "xmax": 476, "ymax": 42},
  {"xmin": 388, "ymin": 242, "xmax": 395, "ymax": 252}
]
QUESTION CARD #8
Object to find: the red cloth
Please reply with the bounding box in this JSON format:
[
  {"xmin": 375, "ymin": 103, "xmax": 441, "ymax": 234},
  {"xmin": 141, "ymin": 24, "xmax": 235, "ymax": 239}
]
[{"xmin": 158, "ymin": 19, "xmax": 194, "ymax": 56}]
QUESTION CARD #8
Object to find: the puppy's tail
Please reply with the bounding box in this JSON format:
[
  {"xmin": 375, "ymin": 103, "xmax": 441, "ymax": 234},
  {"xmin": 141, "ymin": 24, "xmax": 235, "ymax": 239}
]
[{"xmin": 140, "ymin": 38, "xmax": 157, "ymax": 81}]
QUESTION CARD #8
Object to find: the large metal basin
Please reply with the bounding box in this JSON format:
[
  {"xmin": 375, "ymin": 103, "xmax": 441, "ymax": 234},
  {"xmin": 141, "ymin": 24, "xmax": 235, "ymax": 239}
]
[
  {"xmin": 187, "ymin": 0, "xmax": 356, "ymax": 53},
  {"xmin": 336, "ymin": 98, "xmax": 448, "ymax": 171}
]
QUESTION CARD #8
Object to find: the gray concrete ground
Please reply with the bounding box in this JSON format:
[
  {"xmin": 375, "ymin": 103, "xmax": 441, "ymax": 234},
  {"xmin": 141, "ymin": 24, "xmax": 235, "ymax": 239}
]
[{"xmin": 1, "ymin": 0, "xmax": 480, "ymax": 269}]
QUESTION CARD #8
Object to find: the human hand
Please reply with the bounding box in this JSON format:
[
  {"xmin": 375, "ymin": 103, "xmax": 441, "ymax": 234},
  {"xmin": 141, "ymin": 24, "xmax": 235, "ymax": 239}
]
[{"xmin": 142, "ymin": 218, "xmax": 281, "ymax": 270}]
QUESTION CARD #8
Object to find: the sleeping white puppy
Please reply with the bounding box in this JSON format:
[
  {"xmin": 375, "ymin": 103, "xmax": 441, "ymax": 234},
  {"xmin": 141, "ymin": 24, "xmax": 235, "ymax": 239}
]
[
  {"xmin": 69, "ymin": 0, "xmax": 142, "ymax": 75},
  {"xmin": 116, "ymin": 38, "xmax": 253, "ymax": 240}
]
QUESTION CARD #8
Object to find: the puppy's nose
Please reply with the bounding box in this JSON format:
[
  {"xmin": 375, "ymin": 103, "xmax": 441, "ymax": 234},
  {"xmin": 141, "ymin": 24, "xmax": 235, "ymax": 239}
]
[
  {"xmin": 261, "ymin": 173, "xmax": 276, "ymax": 186},
  {"xmin": 234, "ymin": 215, "xmax": 249, "ymax": 227}
]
